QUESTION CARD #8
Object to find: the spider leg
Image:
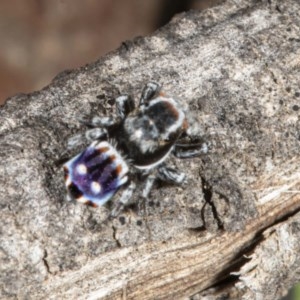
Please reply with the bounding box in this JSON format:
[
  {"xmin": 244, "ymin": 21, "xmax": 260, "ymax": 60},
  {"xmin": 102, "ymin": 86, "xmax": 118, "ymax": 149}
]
[
  {"xmin": 141, "ymin": 165, "xmax": 186, "ymax": 202},
  {"xmin": 174, "ymin": 110, "xmax": 210, "ymax": 158},
  {"xmin": 173, "ymin": 142, "xmax": 209, "ymax": 158},
  {"xmin": 115, "ymin": 95, "xmax": 135, "ymax": 119},
  {"xmin": 80, "ymin": 116, "xmax": 116, "ymax": 128},
  {"xmin": 142, "ymin": 174, "xmax": 156, "ymax": 199},
  {"xmin": 111, "ymin": 181, "xmax": 136, "ymax": 217},
  {"xmin": 139, "ymin": 82, "xmax": 161, "ymax": 107},
  {"xmin": 178, "ymin": 108, "xmax": 205, "ymax": 141},
  {"xmin": 66, "ymin": 128, "xmax": 108, "ymax": 150},
  {"xmin": 157, "ymin": 165, "xmax": 187, "ymax": 185},
  {"xmin": 85, "ymin": 127, "xmax": 108, "ymax": 142}
]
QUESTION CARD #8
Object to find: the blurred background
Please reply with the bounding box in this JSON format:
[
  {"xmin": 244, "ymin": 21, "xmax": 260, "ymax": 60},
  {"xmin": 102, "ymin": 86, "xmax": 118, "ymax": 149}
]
[{"xmin": 0, "ymin": 0, "xmax": 221, "ymax": 105}]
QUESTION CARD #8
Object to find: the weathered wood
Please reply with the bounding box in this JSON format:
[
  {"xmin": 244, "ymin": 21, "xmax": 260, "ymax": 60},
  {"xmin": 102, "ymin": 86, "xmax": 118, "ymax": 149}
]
[{"xmin": 1, "ymin": 0, "xmax": 300, "ymax": 299}]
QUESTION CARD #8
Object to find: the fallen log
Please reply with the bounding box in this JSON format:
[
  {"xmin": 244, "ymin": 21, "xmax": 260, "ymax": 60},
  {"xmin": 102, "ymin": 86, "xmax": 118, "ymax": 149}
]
[{"xmin": 1, "ymin": 0, "xmax": 300, "ymax": 299}]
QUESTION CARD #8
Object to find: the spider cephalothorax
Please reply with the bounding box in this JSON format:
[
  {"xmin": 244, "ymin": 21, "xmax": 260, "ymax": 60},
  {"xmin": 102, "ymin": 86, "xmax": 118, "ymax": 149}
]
[{"xmin": 64, "ymin": 82, "xmax": 207, "ymax": 216}]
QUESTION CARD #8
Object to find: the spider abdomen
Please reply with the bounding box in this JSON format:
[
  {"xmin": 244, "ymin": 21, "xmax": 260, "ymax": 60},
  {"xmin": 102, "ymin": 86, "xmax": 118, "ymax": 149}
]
[{"xmin": 64, "ymin": 141, "xmax": 128, "ymax": 206}]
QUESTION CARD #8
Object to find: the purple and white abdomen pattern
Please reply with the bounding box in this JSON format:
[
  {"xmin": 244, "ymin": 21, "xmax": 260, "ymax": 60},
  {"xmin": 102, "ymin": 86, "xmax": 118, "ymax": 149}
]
[{"xmin": 64, "ymin": 141, "xmax": 129, "ymax": 207}]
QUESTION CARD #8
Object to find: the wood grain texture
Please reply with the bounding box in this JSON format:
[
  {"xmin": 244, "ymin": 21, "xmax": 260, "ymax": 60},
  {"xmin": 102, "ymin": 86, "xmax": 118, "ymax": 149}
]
[{"xmin": 1, "ymin": 0, "xmax": 300, "ymax": 299}]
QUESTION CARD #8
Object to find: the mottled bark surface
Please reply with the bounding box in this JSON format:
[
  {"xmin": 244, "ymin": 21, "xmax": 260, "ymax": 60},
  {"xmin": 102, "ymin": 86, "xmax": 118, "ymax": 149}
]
[{"xmin": 1, "ymin": 0, "xmax": 300, "ymax": 299}]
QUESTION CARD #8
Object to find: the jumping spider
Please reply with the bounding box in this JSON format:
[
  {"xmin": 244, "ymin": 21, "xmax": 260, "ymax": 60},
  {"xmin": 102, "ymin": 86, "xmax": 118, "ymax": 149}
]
[{"xmin": 64, "ymin": 82, "xmax": 208, "ymax": 216}]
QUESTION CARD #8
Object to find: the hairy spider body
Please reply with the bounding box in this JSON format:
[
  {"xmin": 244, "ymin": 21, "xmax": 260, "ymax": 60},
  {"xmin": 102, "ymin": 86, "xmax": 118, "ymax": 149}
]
[
  {"xmin": 118, "ymin": 96, "xmax": 186, "ymax": 169},
  {"xmin": 63, "ymin": 82, "xmax": 207, "ymax": 216}
]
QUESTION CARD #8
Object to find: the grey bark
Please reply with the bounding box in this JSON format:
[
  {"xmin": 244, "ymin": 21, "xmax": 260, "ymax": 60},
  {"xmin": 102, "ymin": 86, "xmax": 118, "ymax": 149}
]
[{"xmin": 1, "ymin": 0, "xmax": 300, "ymax": 299}]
